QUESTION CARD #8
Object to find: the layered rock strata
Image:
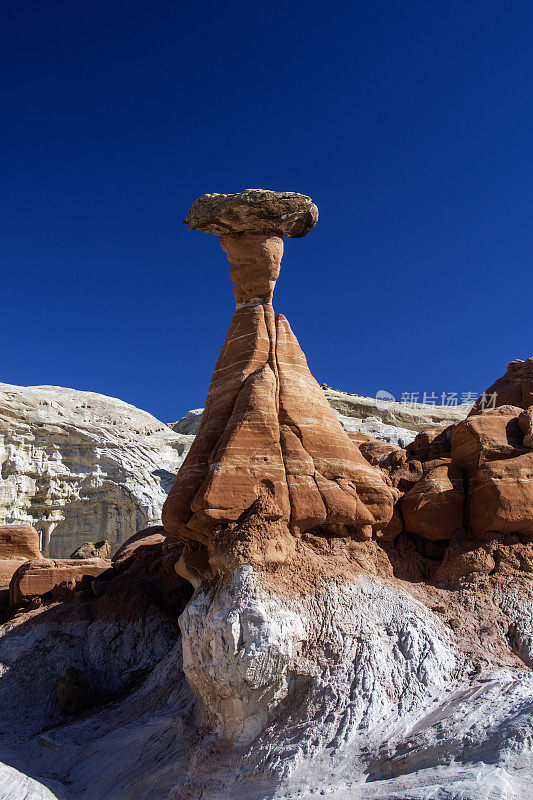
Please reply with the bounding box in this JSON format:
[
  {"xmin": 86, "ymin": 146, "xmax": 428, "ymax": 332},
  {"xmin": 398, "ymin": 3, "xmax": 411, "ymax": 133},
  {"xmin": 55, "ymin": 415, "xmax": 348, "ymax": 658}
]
[
  {"xmin": 163, "ymin": 192, "xmax": 395, "ymax": 553},
  {"xmin": 0, "ymin": 383, "xmax": 193, "ymax": 557},
  {"xmin": 0, "ymin": 379, "xmax": 469, "ymax": 562},
  {"xmin": 1, "ymin": 527, "xmax": 532, "ymax": 800},
  {"xmin": 9, "ymin": 557, "xmax": 111, "ymax": 606},
  {"xmin": 170, "ymin": 391, "xmax": 470, "ymax": 442},
  {"xmin": 0, "ymin": 525, "xmax": 40, "ymax": 560},
  {"xmin": 0, "ymin": 525, "xmax": 41, "ymax": 608},
  {"xmin": 324, "ymin": 387, "xmax": 471, "ymax": 436},
  {"xmin": 0, "ymin": 190, "xmax": 531, "ymax": 800}
]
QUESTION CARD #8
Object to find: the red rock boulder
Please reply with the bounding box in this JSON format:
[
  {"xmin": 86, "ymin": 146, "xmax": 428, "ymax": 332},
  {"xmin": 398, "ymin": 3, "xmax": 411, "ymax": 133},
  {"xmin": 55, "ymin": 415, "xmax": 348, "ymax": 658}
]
[
  {"xmin": 407, "ymin": 426, "xmax": 452, "ymax": 462},
  {"xmin": 112, "ymin": 526, "xmax": 167, "ymax": 571},
  {"xmin": 0, "ymin": 525, "xmax": 42, "ymax": 609},
  {"xmin": 519, "ymin": 407, "xmax": 533, "ymax": 449},
  {"xmin": 0, "ymin": 560, "xmax": 24, "ymax": 609},
  {"xmin": 358, "ymin": 439, "xmax": 405, "ymax": 469},
  {"xmin": 0, "ymin": 525, "xmax": 40, "ymax": 560},
  {"xmin": 469, "ymin": 453, "xmax": 533, "ymax": 537},
  {"xmin": 451, "ymin": 406, "xmax": 526, "ymax": 474},
  {"xmin": 400, "ymin": 460, "xmax": 464, "ymax": 541},
  {"xmin": 469, "ymin": 357, "xmax": 533, "ymax": 414},
  {"xmin": 450, "ymin": 405, "xmax": 533, "ymax": 538},
  {"xmin": 9, "ymin": 558, "xmax": 110, "ymax": 607}
]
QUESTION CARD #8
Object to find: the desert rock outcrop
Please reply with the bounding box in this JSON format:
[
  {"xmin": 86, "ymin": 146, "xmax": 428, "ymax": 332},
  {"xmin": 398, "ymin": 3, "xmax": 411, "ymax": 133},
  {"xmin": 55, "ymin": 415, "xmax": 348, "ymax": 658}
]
[
  {"xmin": 451, "ymin": 405, "xmax": 527, "ymax": 471},
  {"xmin": 364, "ymin": 382, "xmax": 533, "ymax": 550},
  {"xmin": 326, "ymin": 387, "xmax": 470, "ymax": 435},
  {"xmin": 0, "ymin": 383, "xmax": 193, "ymax": 557},
  {"xmin": 163, "ymin": 191, "xmax": 395, "ymax": 551},
  {"xmin": 519, "ymin": 405, "xmax": 533, "ymax": 448},
  {"xmin": 70, "ymin": 540, "xmax": 111, "ymax": 559},
  {"xmin": 0, "ymin": 524, "xmax": 42, "ymax": 608},
  {"xmin": 0, "ymin": 191, "xmax": 532, "ymax": 800},
  {"xmin": 400, "ymin": 460, "xmax": 464, "ymax": 541},
  {"xmin": 469, "ymin": 356, "xmax": 533, "ymax": 413},
  {"xmin": 174, "ymin": 391, "xmax": 470, "ymax": 442},
  {"xmin": 111, "ymin": 525, "xmax": 167, "ymax": 570},
  {"xmin": 449, "ymin": 403, "xmax": 533, "ymax": 538},
  {"xmin": 467, "ymin": 454, "xmax": 533, "ymax": 536},
  {"xmin": 9, "ymin": 557, "xmax": 111, "ymax": 607},
  {"xmin": 0, "ymin": 382, "xmax": 468, "ymax": 564},
  {"xmin": 0, "ymin": 525, "xmax": 40, "ymax": 560}
]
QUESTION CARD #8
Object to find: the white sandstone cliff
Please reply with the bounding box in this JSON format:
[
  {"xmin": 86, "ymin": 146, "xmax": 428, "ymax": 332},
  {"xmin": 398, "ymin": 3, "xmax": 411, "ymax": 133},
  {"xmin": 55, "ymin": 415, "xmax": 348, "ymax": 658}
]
[{"xmin": 0, "ymin": 383, "xmax": 193, "ymax": 557}]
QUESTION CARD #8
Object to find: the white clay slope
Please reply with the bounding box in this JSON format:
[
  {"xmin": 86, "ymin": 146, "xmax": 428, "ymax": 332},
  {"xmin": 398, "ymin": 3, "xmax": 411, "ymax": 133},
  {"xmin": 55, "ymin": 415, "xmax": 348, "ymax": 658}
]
[{"xmin": 0, "ymin": 566, "xmax": 531, "ymax": 799}]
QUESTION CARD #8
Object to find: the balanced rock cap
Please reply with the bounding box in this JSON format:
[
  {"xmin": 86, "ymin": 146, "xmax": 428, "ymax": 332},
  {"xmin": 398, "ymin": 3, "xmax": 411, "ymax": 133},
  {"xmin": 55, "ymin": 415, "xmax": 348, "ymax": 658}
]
[{"xmin": 183, "ymin": 188, "xmax": 318, "ymax": 238}]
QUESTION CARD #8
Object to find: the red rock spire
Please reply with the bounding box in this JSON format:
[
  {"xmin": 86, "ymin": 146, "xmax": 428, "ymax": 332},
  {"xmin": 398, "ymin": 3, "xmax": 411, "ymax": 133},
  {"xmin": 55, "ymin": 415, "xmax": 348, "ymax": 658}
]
[{"xmin": 162, "ymin": 190, "xmax": 394, "ymax": 553}]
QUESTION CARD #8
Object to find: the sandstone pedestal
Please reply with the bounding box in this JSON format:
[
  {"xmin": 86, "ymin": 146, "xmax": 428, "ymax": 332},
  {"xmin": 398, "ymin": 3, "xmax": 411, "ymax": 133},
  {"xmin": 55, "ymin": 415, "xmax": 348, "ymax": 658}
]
[{"xmin": 163, "ymin": 190, "xmax": 394, "ymax": 565}]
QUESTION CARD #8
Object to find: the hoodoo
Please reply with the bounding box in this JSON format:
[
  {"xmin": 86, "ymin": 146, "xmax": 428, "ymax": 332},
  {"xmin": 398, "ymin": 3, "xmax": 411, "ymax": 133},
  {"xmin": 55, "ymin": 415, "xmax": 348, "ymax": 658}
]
[
  {"xmin": 0, "ymin": 192, "xmax": 532, "ymax": 800},
  {"xmin": 162, "ymin": 190, "xmax": 395, "ymax": 569}
]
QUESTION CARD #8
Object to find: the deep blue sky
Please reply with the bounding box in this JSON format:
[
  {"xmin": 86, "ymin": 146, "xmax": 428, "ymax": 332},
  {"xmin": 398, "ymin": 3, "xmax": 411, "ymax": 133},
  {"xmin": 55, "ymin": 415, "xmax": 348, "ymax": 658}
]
[{"xmin": 2, "ymin": 1, "xmax": 532, "ymax": 421}]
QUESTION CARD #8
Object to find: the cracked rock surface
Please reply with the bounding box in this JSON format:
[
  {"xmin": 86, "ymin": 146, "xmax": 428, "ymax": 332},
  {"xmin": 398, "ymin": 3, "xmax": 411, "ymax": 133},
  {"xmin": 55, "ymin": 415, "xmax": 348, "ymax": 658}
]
[{"xmin": 183, "ymin": 188, "xmax": 318, "ymax": 238}]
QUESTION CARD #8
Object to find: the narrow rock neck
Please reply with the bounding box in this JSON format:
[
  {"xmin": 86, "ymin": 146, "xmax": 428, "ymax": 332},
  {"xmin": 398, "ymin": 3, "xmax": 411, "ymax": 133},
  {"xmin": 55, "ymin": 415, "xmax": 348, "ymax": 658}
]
[{"xmin": 220, "ymin": 233, "xmax": 284, "ymax": 306}]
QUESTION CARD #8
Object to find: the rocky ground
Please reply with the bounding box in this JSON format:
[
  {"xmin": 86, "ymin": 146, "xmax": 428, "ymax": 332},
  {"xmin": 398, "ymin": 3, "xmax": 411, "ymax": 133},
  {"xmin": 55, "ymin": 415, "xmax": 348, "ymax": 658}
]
[{"xmin": 0, "ymin": 525, "xmax": 532, "ymax": 800}]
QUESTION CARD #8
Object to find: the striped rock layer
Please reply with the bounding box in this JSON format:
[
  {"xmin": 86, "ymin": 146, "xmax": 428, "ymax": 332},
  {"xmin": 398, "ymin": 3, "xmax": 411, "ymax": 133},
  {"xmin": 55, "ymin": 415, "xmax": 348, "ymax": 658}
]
[{"xmin": 162, "ymin": 234, "xmax": 394, "ymax": 546}]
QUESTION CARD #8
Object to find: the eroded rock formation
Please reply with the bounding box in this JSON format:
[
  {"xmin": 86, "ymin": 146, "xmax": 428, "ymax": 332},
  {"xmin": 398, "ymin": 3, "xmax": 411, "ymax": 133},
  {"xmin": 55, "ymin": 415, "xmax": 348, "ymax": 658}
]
[
  {"xmin": 9, "ymin": 557, "xmax": 111, "ymax": 607},
  {"xmin": 0, "ymin": 525, "xmax": 41, "ymax": 609},
  {"xmin": 0, "ymin": 383, "xmax": 193, "ymax": 557},
  {"xmin": 469, "ymin": 356, "xmax": 533, "ymax": 413},
  {"xmin": 0, "ymin": 381, "xmax": 437, "ymax": 562},
  {"xmin": 171, "ymin": 391, "xmax": 470, "ymax": 442},
  {"xmin": 0, "ymin": 190, "xmax": 532, "ymax": 800},
  {"xmin": 163, "ymin": 191, "xmax": 395, "ymax": 559},
  {"xmin": 0, "ymin": 525, "xmax": 40, "ymax": 560}
]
